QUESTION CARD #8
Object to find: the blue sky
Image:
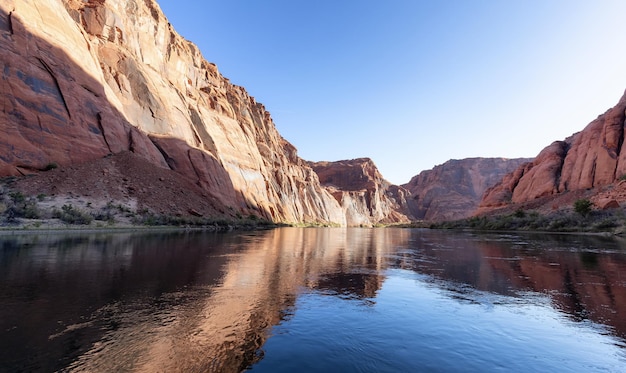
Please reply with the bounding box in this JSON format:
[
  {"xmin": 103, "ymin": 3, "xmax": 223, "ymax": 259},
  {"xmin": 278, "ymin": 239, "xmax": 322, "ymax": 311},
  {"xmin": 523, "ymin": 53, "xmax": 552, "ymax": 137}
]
[{"xmin": 157, "ymin": 0, "xmax": 626, "ymax": 185}]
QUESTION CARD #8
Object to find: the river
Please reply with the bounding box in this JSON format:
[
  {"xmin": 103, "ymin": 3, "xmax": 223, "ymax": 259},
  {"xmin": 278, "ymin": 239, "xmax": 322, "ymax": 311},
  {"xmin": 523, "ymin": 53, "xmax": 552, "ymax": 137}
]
[{"xmin": 1, "ymin": 228, "xmax": 625, "ymax": 372}]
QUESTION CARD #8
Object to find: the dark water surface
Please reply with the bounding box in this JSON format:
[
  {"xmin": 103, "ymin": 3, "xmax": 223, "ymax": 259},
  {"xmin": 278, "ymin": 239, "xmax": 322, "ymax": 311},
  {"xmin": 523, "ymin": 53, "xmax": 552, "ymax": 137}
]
[{"xmin": 1, "ymin": 228, "xmax": 625, "ymax": 372}]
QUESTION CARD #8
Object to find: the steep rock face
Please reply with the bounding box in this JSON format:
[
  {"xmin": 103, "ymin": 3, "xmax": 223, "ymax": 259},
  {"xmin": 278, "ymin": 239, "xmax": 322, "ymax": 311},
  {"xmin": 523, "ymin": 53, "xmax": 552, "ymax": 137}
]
[
  {"xmin": 403, "ymin": 158, "xmax": 531, "ymax": 221},
  {"xmin": 480, "ymin": 91, "xmax": 626, "ymax": 210},
  {"xmin": 308, "ymin": 158, "xmax": 413, "ymax": 226},
  {"xmin": 0, "ymin": 0, "xmax": 348, "ymax": 224}
]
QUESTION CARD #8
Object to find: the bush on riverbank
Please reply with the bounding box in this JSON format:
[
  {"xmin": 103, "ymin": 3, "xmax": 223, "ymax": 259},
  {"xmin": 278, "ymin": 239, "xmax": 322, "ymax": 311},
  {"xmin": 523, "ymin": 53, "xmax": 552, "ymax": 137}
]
[
  {"xmin": 0, "ymin": 183, "xmax": 276, "ymax": 231},
  {"xmin": 130, "ymin": 210, "xmax": 275, "ymax": 230},
  {"xmin": 428, "ymin": 207, "xmax": 626, "ymax": 233}
]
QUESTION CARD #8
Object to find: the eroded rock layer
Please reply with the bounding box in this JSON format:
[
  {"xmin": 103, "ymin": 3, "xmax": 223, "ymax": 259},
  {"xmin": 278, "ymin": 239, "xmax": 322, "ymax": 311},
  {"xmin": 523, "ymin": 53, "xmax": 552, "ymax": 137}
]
[
  {"xmin": 403, "ymin": 158, "xmax": 531, "ymax": 221},
  {"xmin": 309, "ymin": 158, "xmax": 414, "ymax": 226},
  {"xmin": 480, "ymin": 91, "xmax": 626, "ymax": 211},
  {"xmin": 0, "ymin": 0, "xmax": 375, "ymax": 224}
]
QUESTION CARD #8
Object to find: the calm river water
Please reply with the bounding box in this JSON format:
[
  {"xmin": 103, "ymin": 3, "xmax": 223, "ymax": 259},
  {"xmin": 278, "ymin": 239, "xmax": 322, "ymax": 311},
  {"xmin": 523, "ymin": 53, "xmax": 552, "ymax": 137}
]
[{"xmin": 1, "ymin": 228, "xmax": 626, "ymax": 372}]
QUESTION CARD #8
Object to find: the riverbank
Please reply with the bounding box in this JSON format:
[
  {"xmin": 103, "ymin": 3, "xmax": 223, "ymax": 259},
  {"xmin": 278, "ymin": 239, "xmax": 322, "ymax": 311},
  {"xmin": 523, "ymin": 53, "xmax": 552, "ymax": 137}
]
[
  {"xmin": 0, "ymin": 189, "xmax": 278, "ymax": 234},
  {"xmin": 419, "ymin": 207, "xmax": 626, "ymax": 235},
  {"xmin": 0, "ymin": 171, "xmax": 284, "ymax": 233},
  {"xmin": 0, "ymin": 222, "xmax": 281, "ymax": 235}
]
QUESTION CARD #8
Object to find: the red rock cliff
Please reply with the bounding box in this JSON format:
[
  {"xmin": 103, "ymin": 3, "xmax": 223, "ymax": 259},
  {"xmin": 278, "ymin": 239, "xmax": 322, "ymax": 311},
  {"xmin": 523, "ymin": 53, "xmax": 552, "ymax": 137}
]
[
  {"xmin": 403, "ymin": 158, "xmax": 531, "ymax": 221},
  {"xmin": 0, "ymin": 0, "xmax": 356, "ymax": 224},
  {"xmin": 308, "ymin": 158, "xmax": 414, "ymax": 226},
  {"xmin": 480, "ymin": 90, "xmax": 626, "ymax": 211}
]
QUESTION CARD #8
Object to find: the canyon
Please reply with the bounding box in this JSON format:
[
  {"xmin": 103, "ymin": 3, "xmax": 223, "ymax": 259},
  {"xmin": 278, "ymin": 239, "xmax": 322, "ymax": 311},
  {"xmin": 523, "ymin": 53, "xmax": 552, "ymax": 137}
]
[{"xmin": 2, "ymin": 0, "xmax": 626, "ymax": 227}]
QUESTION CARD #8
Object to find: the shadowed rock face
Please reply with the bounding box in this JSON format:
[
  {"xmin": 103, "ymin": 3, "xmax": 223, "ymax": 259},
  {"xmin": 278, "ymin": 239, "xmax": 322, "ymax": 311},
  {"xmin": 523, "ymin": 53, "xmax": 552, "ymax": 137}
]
[
  {"xmin": 403, "ymin": 158, "xmax": 531, "ymax": 221},
  {"xmin": 480, "ymin": 91, "xmax": 626, "ymax": 211},
  {"xmin": 309, "ymin": 158, "xmax": 414, "ymax": 226},
  {"xmin": 0, "ymin": 0, "xmax": 416, "ymax": 225}
]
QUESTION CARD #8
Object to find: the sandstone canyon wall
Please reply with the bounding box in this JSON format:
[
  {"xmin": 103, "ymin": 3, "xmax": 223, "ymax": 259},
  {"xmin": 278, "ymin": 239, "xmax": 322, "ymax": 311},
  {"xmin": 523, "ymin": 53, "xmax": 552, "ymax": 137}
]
[
  {"xmin": 403, "ymin": 158, "xmax": 531, "ymax": 221},
  {"xmin": 308, "ymin": 158, "xmax": 414, "ymax": 226},
  {"xmin": 480, "ymin": 91, "xmax": 626, "ymax": 211},
  {"xmin": 0, "ymin": 0, "xmax": 414, "ymax": 225}
]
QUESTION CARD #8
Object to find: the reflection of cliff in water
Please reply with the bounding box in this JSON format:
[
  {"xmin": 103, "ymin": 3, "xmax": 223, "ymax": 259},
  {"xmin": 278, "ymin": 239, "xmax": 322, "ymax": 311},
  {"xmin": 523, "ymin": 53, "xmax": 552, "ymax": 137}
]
[
  {"xmin": 400, "ymin": 230, "xmax": 626, "ymax": 339},
  {"xmin": 4, "ymin": 228, "xmax": 624, "ymax": 371},
  {"xmin": 0, "ymin": 232, "xmax": 236, "ymax": 371},
  {"xmin": 0, "ymin": 228, "xmax": 408, "ymax": 372}
]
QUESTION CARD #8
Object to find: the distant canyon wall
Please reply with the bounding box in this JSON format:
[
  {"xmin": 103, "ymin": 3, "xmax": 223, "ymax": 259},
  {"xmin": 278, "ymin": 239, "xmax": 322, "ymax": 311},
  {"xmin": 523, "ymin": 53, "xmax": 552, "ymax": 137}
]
[
  {"xmin": 403, "ymin": 158, "xmax": 531, "ymax": 221},
  {"xmin": 309, "ymin": 158, "xmax": 414, "ymax": 226},
  {"xmin": 0, "ymin": 0, "xmax": 415, "ymax": 225},
  {"xmin": 480, "ymin": 91, "xmax": 626, "ymax": 211}
]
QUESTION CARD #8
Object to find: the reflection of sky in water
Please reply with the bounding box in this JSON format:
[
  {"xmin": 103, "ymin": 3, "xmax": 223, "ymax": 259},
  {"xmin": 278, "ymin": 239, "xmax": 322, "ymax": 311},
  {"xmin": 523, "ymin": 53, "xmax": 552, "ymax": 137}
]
[{"xmin": 253, "ymin": 269, "xmax": 626, "ymax": 373}]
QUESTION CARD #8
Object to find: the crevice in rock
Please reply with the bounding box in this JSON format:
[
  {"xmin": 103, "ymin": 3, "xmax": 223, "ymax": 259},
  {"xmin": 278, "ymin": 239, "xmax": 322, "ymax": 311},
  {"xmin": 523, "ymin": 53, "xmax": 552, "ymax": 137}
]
[
  {"xmin": 188, "ymin": 105, "xmax": 218, "ymax": 155},
  {"xmin": 615, "ymin": 116, "xmax": 625, "ymax": 158},
  {"xmin": 148, "ymin": 136, "xmax": 174, "ymax": 170},
  {"xmin": 611, "ymin": 113, "xmax": 626, "ymax": 181},
  {"xmin": 187, "ymin": 150, "xmax": 203, "ymax": 186},
  {"xmin": 8, "ymin": 10, "xmax": 14, "ymax": 35},
  {"xmin": 188, "ymin": 110, "xmax": 203, "ymax": 147},
  {"xmin": 127, "ymin": 129, "xmax": 135, "ymax": 152},
  {"xmin": 17, "ymin": 164, "xmax": 46, "ymax": 172},
  {"xmin": 80, "ymin": 84, "xmax": 100, "ymax": 97},
  {"xmin": 554, "ymin": 141, "xmax": 570, "ymax": 192},
  {"xmin": 96, "ymin": 112, "xmax": 112, "ymax": 153},
  {"xmin": 591, "ymin": 158, "xmax": 597, "ymax": 188},
  {"xmin": 37, "ymin": 57, "xmax": 71, "ymax": 119}
]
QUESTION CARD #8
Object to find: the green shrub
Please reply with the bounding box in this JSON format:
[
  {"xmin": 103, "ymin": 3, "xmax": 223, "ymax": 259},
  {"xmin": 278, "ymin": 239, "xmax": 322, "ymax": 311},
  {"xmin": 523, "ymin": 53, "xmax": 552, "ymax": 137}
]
[
  {"xmin": 92, "ymin": 209, "xmax": 115, "ymax": 223},
  {"xmin": 53, "ymin": 204, "xmax": 92, "ymax": 225},
  {"xmin": 9, "ymin": 191, "xmax": 25, "ymax": 203},
  {"xmin": 20, "ymin": 202, "xmax": 40, "ymax": 219},
  {"xmin": 43, "ymin": 162, "xmax": 58, "ymax": 171},
  {"xmin": 5, "ymin": 193, "xmax": 40, "ymax": 220},
  {"xmin": 592, "ymin": 218, "xmax": 619, "ymax": 230},
  {"xmin": 574, "ymin": 199, "xmax": 593, "ymax": 217}
]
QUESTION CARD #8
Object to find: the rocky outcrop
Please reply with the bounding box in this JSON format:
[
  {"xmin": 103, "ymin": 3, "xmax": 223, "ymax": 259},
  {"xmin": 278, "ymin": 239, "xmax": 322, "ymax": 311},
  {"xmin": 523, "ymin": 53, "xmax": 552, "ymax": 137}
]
[
  {"xmin": 308, "ymin": 158, "xmax": 414, "ymax": 226},
  {"xmin": 403, "ymin": 158, "xmax": 531, "ymax": 221},
  {"xmin": 0, "ymin": 0, "xmax": 358, "ymax": 224},
  {"xmin": 480, "ymin": 90, "xmax": 626, "ymax": 211}
]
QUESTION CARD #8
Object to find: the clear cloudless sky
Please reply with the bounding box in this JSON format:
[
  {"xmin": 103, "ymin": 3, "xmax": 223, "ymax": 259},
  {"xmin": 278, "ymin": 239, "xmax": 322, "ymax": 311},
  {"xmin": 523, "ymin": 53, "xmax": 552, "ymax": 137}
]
[{"xmin": 157, "ymin": 0, "xmax": 626, "ymax": 185}]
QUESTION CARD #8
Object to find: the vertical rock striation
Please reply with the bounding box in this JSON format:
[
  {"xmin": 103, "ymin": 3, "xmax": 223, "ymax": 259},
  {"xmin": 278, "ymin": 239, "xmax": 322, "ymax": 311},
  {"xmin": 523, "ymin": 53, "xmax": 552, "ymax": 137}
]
[
  {"xmin": 309, "ymin": 158, "xmax": 414, "ymax": 226},
  {"xmin": 480, "ymin": 90, "xmax": 626, "ymax": 211},
  {"xmin": 1, "ymin": 0, "xmax": 356, "ymax": 224},
  {"xmin": 403, "ymin": 158, "xmax": 531, "ymax": 221}
]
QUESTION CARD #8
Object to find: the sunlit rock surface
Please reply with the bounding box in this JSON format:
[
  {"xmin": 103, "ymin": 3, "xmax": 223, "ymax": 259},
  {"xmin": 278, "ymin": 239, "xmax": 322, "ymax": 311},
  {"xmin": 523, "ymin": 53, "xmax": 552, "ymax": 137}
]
[
  {"xmin": 308, "ymin": 158, "xmax": 414, "ymax": 226},
  {"xmin": 480, "ymin": 91, "xmax": 626, "ymax": 211},
  {"xmin": 0, "ymin": 0, "xmax": 357, "ymax": 224}
]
